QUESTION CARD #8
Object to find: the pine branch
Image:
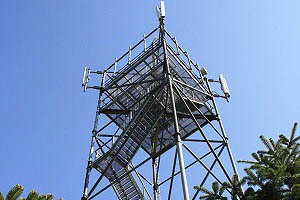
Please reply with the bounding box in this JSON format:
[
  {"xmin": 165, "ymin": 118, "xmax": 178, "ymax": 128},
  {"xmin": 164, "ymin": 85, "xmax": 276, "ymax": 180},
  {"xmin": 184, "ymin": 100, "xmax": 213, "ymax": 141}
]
[
  {"xmin": 269, "ymin": 138, "xmax": 276, "ymax": 149},
  {"xmin": 212, "ymin": 182, "xmax": 219, "ymax": 194},
  {"xmin": 289, "ymin": 122, "xmax": 298, "ymax": 146},
  {"xmin": 5, "ymin": 184, "xmax": 24, "ymax": 200},
  {"xmin": 293, "ymin": 136, "xmax": 300, "ymax": 143},
  {"xmin": 44, "ymin": 194, "xmax": 54, "ymax": 200},
  {"xmin": 238, "ymin": 160, "xmax": 258, "ymax": 164},
  {"xmin": 194, "ymin": 186, "xmax": 214, "ymax": 195},
  {"xmin": 26, "ymin": 190, "xmax": 39, "ymax": 200},
  {"xmin": 259, "ymin": 135, "xmax": 273, "ymax": 152}
]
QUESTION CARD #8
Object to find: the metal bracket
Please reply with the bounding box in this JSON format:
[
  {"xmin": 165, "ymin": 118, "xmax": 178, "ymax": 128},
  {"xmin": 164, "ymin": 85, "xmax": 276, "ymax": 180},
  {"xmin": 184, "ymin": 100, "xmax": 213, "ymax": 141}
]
[{"xmin": 207, "ymin": 77, "xmax": 230, "ymax": 102}]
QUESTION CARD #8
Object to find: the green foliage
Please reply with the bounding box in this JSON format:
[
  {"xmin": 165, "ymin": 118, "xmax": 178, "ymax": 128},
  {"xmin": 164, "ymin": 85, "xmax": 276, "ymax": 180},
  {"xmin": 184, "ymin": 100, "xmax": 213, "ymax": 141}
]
[
  {"xmin": 1, "ymin": 185, "xmax": 59, "ymax": 200},
  {"xmin": 222, "ymin": 174, "xmax": 245, "ymax": 199},
  {"xmin": 25, "ymin": 190, "xmax": 39, "ymax": 200},
  {"xmin": 195, "ymin": 122, "xmax": 300, "ymax": 199},
  {"xmin": 240, "ymin": 122, "xmax": 300, "ymax": 199},
  {"xmin": 0, "ymin": 192, "xmax": 4, "ymax": 200},
  {"xmin": 5, "ymin": 184, "xmax": 24, "ymax": 200},
  {"xmin": 194, "ymin": 181, "xmax": 227, "ymax": 200}
]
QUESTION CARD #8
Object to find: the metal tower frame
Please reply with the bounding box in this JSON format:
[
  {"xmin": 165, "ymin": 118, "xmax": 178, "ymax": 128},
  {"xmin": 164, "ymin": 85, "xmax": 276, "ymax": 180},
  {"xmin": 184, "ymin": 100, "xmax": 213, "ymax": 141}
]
[{"xmin": 81, "ymin": 3, "xmax": 240, "ymax": 200}]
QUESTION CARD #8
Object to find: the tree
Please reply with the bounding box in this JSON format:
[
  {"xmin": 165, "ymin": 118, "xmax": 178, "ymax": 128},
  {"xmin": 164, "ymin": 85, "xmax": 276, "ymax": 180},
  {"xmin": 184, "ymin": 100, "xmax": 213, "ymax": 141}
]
[
  {"xmin": 239, "ymin": 122, "xmax": 300, "ymax": 199},
  {"xmin": 194, "ymin": 122, "xmax": 300, "ymax": 200},
  {"xmin": 0, "ymin": 184, "xmax": 59, "ymax": 200}
]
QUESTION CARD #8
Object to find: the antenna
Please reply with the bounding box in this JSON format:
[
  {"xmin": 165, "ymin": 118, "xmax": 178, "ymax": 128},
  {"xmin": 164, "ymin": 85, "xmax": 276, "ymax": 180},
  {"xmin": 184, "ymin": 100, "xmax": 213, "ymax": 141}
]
[
  {"xmin": 219, "ymin": 74, "xmax": 230, "ymax": 101},
  {"xmin": 82, "ymin": 66, "xmax": 87, "ymax": 86},
  {"xmin": 200, "ymin": 66, "xmax": 208, "ymax": 76},
  {"xmin": 160, "ymin": 1, "xmax": 166, "ymax": 17},
  {"xmin": 156, "ymin": 1, "xmax": 166, "ymax": 20},
  {"xmin": 81, "ymin": 67, "xmax": 90, "ymax": 92}
]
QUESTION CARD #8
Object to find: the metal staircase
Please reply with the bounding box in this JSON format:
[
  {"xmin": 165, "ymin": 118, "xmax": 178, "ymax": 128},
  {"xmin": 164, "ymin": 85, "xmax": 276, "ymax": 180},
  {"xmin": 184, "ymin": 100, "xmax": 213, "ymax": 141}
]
[
  {"xmin": 93, "ymin": 86, "xmax": 166, "ymax": 200},
  {"xmin": 110, "ymin": 166, "xmax": 144, "ymax": 200}
]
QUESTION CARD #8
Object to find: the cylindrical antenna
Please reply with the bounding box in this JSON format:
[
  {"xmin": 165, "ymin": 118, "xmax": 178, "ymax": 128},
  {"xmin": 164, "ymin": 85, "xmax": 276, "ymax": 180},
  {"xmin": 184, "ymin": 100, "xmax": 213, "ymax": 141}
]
[{"xmin": 82, "ymin": 66, "xmax": 87, "ymax": 86}]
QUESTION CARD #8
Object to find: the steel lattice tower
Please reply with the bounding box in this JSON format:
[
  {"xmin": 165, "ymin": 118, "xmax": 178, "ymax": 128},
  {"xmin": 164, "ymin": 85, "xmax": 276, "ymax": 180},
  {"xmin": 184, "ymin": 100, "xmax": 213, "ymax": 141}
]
[{"xmin": 81, "ymin": 2, "xmax": 240, "ymax": 200}]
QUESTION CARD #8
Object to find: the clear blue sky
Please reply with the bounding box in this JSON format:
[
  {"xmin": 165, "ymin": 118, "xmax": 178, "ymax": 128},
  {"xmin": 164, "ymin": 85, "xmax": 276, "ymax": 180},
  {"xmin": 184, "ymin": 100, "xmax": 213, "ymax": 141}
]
[{"xmin": 1, "ymin": 0, "xmax": 300, "ymax": 199}]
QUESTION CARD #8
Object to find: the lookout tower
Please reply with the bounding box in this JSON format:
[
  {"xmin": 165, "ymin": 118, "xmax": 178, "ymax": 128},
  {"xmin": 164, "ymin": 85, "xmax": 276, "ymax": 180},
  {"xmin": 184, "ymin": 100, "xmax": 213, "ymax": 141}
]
[{"xmin": 81, "ymin": 2, "xmax": 240, "ymax": 200}]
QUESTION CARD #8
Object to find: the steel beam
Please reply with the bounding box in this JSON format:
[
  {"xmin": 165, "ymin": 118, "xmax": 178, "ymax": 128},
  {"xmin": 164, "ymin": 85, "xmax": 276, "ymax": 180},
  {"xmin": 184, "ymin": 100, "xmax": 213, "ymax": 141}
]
[{"xmin": 162, "ymin": 19, "xmax": 190, "ymax": 199}]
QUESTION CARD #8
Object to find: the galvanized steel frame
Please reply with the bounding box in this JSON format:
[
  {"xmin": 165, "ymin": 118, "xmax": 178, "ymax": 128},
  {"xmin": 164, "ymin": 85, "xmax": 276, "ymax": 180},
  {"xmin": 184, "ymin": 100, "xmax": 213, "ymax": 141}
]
[{"xmin": 81, "ymin": 17, "xmax": 241, "ymax": 200}]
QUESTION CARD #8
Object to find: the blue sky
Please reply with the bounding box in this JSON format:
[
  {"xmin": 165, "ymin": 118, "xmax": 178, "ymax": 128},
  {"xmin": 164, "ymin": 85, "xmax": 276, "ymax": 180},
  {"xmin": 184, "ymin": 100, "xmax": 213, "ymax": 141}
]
[{"xmin": 0, "ymin": 0, "xmax": 300, "ymax": 199}]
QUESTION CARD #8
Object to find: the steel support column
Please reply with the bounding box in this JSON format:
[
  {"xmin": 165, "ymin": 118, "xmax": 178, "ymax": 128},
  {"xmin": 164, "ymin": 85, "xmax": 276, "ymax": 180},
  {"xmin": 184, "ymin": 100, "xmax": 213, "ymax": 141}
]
[
  {"xmin": 161, "ymin": 17, "xmax": 190, "ymax": 200},
  {"xmin": 204, "ymin": 78, "xmax": 239, "ymax": 177},
  {"xmin": 152, "ymin": 157, "xmax": 160, "ymax": 200},
  {"xmin": 82, "ymin": 72, "xmax": 107, "ymax": 200}
]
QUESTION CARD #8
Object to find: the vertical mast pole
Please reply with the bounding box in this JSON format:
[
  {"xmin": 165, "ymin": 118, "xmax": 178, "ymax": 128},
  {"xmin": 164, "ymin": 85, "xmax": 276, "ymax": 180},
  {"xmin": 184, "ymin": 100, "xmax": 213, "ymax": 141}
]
[
  {"xmin": 81, "ymin": 71, "xmax": 107, "ymax": 200},
  {"xmin": 152, "ymin": 128, "xmax": 160, "ymax": 200},
  {"xmin": 204, "ymin": 78, "xmax": 242, "ymax": 197},
  {"xmin": 152, "ymin": 157, "xmax": 160, "ymax": 200},
  {"xmin": 159, "ymin": 3, "xmax": 190, "ymax": 199},
  {"xmin": 204, "ymin": 78, "xmax": 239, "ymax": 176}
]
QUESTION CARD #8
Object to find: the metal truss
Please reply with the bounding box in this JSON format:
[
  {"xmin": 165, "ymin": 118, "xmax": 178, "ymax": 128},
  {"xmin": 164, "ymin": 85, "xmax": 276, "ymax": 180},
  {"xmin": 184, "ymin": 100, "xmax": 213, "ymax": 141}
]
[{"xmin": 80, "ymin": 7, "xmax": 240, "ymax": 200}]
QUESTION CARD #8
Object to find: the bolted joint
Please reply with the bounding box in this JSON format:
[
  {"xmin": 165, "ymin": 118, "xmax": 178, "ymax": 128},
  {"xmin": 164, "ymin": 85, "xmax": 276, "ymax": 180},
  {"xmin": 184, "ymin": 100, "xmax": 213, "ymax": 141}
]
[
  {"xmin": 166, "ymin": 72, "xmax": 172, "ymax": 76},
  {"xmin": 81, "ymin": 196, "xmax": 88, "ymax": 200},
  {"xmin": 224, "ymin": 137, "xmax": 229, "ymax": 144},
  {"xmin": 86, "ymin": 160, "xmax": 93, "ymax": 170},
  {"xmin": 100, "ymin": 87, "xmax": 105, "ymax": 93},
  {"xmin": 208, "ymin": 95, "xmax": 214, "ymax": 100},
  {"xmin": 92, "ymin": 130, "xmax": 97, "ymax": 136},
  {"xmin": 175, "ymin": 131, "xmax": 181, "ymax": 136},
  {"xmin": 153, "ymin": 183, "xmax": 158, "ymax": 190}
]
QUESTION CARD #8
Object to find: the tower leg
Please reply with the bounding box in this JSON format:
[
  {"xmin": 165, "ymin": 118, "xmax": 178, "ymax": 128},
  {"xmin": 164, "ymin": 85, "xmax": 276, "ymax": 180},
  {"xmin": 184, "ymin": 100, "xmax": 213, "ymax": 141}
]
[
  {"xmin": 152, "ymin": 157, "xmax": 160, "ymax": 200},
  {"xmin": 204, "ymin": 78, "xmax": 242, "ymax": 197},
  {"xmin": 175, "ymin": 133, "xmax": 190, "ymax": 200},
  {"xmin": 82, "ymin": 135, "xmax": 95, "ymax": 200},
  {"xmin": 81, "ymin": 72, "xmax": 106, "ymax": 200},
  {"xmin": 164, "ymin": 46, "xmax": 190, "ymax": 200},
  {"xmin": 204, "ymin": 78, "xmax": 239, "ymax": 177}
]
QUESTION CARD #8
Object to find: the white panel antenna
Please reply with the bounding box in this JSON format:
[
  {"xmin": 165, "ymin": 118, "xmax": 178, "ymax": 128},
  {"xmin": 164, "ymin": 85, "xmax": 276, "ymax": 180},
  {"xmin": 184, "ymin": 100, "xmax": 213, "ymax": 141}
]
[
  {"xmin": 219, "ymin": 74, "xmax": 230, "ymax": 99},
  {"xmin": 160, "ymin": 1, "xmax": 166, "ymax": 17},
  {"xmin": 156, "ymin": 1, "xmax": 166, "ymax": 19}
]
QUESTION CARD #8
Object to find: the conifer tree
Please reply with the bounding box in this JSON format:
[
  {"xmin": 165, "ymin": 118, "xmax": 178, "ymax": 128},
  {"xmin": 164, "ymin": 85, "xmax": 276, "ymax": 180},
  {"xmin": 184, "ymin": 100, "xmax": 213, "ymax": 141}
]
[
  {"xmin": 0, "ymin": 185, "xmax": 59, "ymax": 200},
  {"xmin": 195, "ymin": 122, "xmax": 300, "ymax": 199}
]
